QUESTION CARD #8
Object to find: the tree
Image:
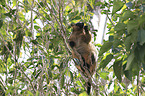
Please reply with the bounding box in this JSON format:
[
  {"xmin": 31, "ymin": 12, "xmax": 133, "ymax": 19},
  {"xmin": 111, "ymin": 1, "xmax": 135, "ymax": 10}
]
[{"xmin": 0, "ymin": 0, "xmax": 145, "ymax": 96}]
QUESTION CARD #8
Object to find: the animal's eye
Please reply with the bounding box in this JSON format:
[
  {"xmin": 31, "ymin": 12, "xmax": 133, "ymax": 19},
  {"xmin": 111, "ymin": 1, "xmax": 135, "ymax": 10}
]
[{"xmin": 69, "ymin": 41, "xmax": 75, "ymax": 48}]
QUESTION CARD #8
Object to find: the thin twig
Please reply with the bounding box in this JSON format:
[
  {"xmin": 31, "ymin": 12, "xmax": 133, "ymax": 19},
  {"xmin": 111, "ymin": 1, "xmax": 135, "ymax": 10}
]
[
  {"xmin": 0, "ymin": 33, "xmax": 36, "ymax": 93},
  {"xmin": 50, "ymin": 0, "xmax": 58, "ymax": 14},
  {"xmin": 19, "ymin": 64, "xmax": 36, "ymax": 92},
  {"xmin": 106, "ymin": 12, "xmax": 115, "ymax": 27},
  {"xmin": 137, "ymin": 73, "xmax": 140, "ymax": 96}
]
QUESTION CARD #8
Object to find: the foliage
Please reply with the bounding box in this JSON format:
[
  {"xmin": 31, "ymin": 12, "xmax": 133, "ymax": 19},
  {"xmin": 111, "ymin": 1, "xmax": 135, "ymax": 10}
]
[
  {"xmin": 0, "ymin": 0, "xmax": 95, "ymax": 95},
  {"xmin": 98, "ymin": 0, "xmax": 145, "ymax": 95},
  {"xmin": 0, "ymin": 0, "xmax": 145, "ymax": 96}
]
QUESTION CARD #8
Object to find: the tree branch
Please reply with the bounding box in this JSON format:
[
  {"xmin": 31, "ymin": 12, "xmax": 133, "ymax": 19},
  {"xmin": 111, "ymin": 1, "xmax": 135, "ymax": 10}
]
[
  {"xmin": 0, "ymin": 33, "xmax": 36, "ymax": 93},
  {"xmin": 106, "ymin": 12, "xmax": 115, "ymax": 27}
]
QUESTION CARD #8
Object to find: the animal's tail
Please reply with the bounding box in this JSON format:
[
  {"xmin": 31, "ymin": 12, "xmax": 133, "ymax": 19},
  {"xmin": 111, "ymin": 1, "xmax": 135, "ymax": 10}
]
[{"xmin": 87, "ymin": 82, "xmax": 91, "ymax": 95}]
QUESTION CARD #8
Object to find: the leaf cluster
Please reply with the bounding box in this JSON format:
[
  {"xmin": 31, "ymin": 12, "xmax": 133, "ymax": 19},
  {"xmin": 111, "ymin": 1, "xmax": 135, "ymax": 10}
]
[{"xmin": 98, "ymin": 0, "xmax": 145, "ymax": 95}]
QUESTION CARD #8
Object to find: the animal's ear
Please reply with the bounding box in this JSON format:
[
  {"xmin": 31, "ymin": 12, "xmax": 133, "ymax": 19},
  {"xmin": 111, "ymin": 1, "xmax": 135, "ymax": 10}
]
[
  {"xmin": 75, "ymin": 22, "xmax": 84, "ymax": 29},
  {"xmin": 84, "ymin": 26, "xmax": 88, "ymax": 31}
]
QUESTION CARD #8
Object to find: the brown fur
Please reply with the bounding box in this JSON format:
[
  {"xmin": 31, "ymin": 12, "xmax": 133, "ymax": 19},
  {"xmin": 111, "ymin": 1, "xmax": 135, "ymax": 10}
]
[{"xmin": 68, "ymin": 22, "xmax": 97, "ymax": 94}]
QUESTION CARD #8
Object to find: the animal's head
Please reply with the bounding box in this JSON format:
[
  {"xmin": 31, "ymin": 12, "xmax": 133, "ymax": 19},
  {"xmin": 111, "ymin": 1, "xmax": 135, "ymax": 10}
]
[{"xmin": 71, "ymin": 22, "xmax": 84, "ymax": 34}]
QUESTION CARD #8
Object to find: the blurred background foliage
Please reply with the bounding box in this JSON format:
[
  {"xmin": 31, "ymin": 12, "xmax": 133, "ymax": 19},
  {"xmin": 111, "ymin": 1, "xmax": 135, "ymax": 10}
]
[{"xmin": 0, "ymin": 0, "xmax": 145, "ymax": 96}]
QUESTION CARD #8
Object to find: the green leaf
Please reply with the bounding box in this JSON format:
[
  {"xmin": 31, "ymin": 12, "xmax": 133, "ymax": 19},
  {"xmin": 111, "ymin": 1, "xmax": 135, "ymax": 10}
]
[
  {"xmin": 127, "ymin": 20, "xmax": 138, "ymax": 33},
  {"xmin": 88, "ymin": 0, "xmax": 94, "ymax": 9},
  {"xmin": 4, "ymin": 13, "xmax": 12, "ymax": 18},
  {"xmin": 100, "ymin": 71, "xmax": 109, "ymax": 80},
  {"xmin": 31, "ymin": 40, "xmax": 38, "ymax": 45},
  {"xmin": 73, "ymin": 16, "xmax": 81, "ymax": 20},
  {"xmin": 79, "ymin": 92, "xmax": 88, "ymax": 96},
  {"xmin": 114, "ymin": 23, "xmax": 126, "ymax": 31},
  {"xmin": 27, "ymin": 91, "xmax": 34, "ymax": 96},
  {"xmin": 76, "ymin": 80, "xmax": 82, "ymax": 88},
  {"xmin": 124, "ymin": 36, "xmax": 132, "ymax": 51},
  {"xmin": 60, "ymin": 74, "xmax": 65, "ymax": 88},
  {"xmin": 36, "ymin": 91, "xmax": 39, "ymax": 96},
  {"xmin": 123, "ymin": 63, "xmax": 132, "ymax": 81},
  {"xmin": 137, "ymin": 44, "xmax": 145, "ymax": 63},
  {"xmin": 142, "ymin": 63, "xmax": 145, "ymax": 71},
  {"xmin": 34, "ymin": 25, "xmax": 41, "ymax": 31},
  {"xmin": 112, "ymin": 0, "xmax": 124, "ymax": 15},
  {"xmin": 109, "ymin": 35, "xmax": 114, "ymax": 42},
  {"xmin": 0, "ymin": 0, "xmax": 6, "ymax": 6},
  {"xmin": 130, "ymin": 30, "xmax": 138, "ymax": 43},
  {"xmin": 113, "ymin": 39, "xmax": 121, "ymax": 48},
  {"xmin": 70, "ymin": 71, "xmax": 73, "ymax": 83},
  {"xmin": 113, "ymin": 60, "xmax": 122, "ymax": 82},
  {"xmin": 0, "ymin": 19, "xmax": 3, "ymax": 28},
  {"xmin": 99, "ymin": 54, "xmax": 113, "ymax": 69},
  {"xmin": 138, "ymin": 29, "xmax": 145, "ymax": 45},
  {"xmin": 99, "ymin": 41, "xmax": 113, "ymax": 56},
  {"xmin": 39, "ymin": 2, "xmax": 45, "ymax": 8},
  {"xmin": 125, "ymin": 52, "xmax": 135, "ymax": 70},
  {"xmin": 19, "ymin": 12, "xmax": 25, "ymax": 21},
  {"xmin": 12, "ymin": 0, "xmax": 16, "ymax": 7},
  {"xmin": 121, "ymin": 10, "xmax": 134, "ymax": 21},
  {"xmin": 139, "ymin": 13, "xmax": 145, "ymax": 25},
  {"xmin": 53, "ymin": 85, "xmax": 57, "ymax": 92}
]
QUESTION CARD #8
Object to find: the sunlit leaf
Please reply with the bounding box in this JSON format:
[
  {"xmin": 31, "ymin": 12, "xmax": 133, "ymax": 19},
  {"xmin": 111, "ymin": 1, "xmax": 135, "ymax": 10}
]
[
  {"xmin": 72, "ymin": 0, "xmax": 75, "ymax": 5},
  {"xmin": 27, "ymin": 91, "xmax": 34, "ymax": 96},
  {"xmin": 36, "ymin": 91, "xmax": 39, "ymax": 96},
  {"xmin": 79, "ymin": 92, "xmax": 88, "ymax": 96},
  {"xmin": 19, "ymin": 12, "xmax": 25, "ymax": 21},
  {"xmin": 12, "ymin": 0, "xmax": 16, "ymax": 8},
  {"xmin": 100, "ymin": 71, "xmax": 109, "ymax": 80}
]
